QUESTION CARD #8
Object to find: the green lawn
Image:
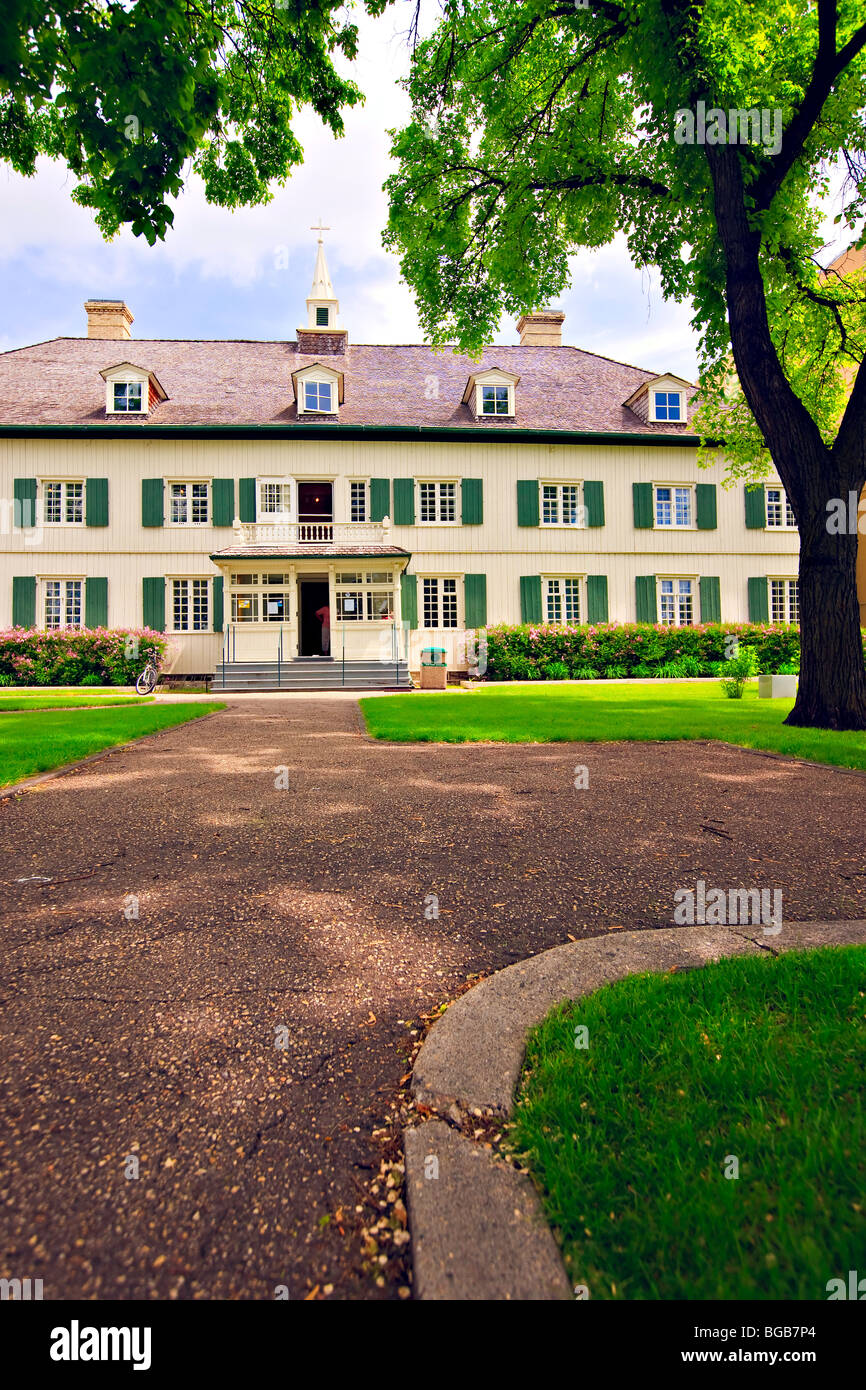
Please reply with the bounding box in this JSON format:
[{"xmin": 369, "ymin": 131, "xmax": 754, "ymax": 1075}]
[
  {"xmin": 508, "ymin": 947, "xmax": 866, "ymax": 1300},
  {"xmin": 360, "ymin": 681, "xmax": 866, "ymax": 770},
  {"xmin": 0, "ymin": 702, "xmax": 225, "ymax": 787},
  {"xmin": 0, "ymin": 693, "xmax": 152, "ymax": 710}
]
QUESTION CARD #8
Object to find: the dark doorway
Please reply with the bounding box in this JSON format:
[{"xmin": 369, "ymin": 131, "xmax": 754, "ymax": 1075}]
[
  {"xmin": 297, "ymin": 482, "xmax": 332, "ymax": 522},
  {"xmin": 299, "ymin": 580, "xmax": 331, "ymax": 656}
]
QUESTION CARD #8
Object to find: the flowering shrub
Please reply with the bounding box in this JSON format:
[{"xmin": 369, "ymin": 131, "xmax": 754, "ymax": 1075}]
[
  {"xmin": 0, "ymin": 628, "xmax": 168, "ymax": 686},
  {"xmin": 483, "ymin": 623, "xmax": 808, "ymax": 681}
]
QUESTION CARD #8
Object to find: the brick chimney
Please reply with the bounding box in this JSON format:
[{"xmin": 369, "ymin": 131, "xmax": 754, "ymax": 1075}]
[
  {"xmin": 516, "ymin": 309, "xmax": 565, "ymax": 347},
  {"xmin": 84, "ymin": 300, "xmax": 134, "ymax": 340}
]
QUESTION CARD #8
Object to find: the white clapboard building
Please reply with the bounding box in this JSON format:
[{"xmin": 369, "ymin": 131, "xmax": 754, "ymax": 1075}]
[{"xmin": 0, "ymin": 238, "xmax": 800, "ymax": 688}]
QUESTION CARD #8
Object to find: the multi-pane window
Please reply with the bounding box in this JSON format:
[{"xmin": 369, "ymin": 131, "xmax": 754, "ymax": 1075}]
[
  {"xmin": 422, "ymin": 577, "xmax": 458, "ymax": 629},
  {"xmin": 113, "ymin": 381, "xmax": 143, "ymax": 412},
  {"xmin": 658, "ymin": 578, "xmax": 694, "ymax": 627},
  {"xmin": 303, "ymin": 381, "xmax": 333, "ymax": 412},
  {"xmin": 770, "ymin": 579, "xmax": 799, "ymax": 624},
  {"xmin": 259, "ymin": 482, "xmax": 290, "ymax": 516},
  {"xmin": 541, "ymin": 484, "xmax": 582, "ymax": 526},
  {"xmin": 335, "ymin": 571, "xmax": 394, "ymax": 621},
  {"xmin": 229, "ymin": 572, "xmax": 289, "ymax": 623},
  {"xmin": 419, "ymin": 482, "xmax": 457, "ymax": 523},
  {"xmin": 349, "ymin": 481, "xmax": 367, "ymax": 523},
  {"xmin": 44, "ymin": 579, "xmax": 83, "ymax": 629},
  {"xmin": 172, "ymin": 579, "xmax": 209, "ymax": 632},
  {"xmin": 43, "ymin": 480, "xmax": 84, "ymax": 525},
  {"xmin": 170, "ymin": 482, "xmax": 209, "ymax": 525},
  {"xmin": 655, "ymin": 485, "xmax": 693, "ymax": 527},
  {"xmin": 766, "ymin": 488, "xmax": 796, "ymax": 529},
  {"xmin": 481, "ymin": 385, "xmax": 511, "ymax": 416},
  {"xmin": 653, "ymin": 390, "xmax": 682, "ymax": 421},
  {"xmin": 544, "ymin": 577, "xmax": 582, "ymax": 625}
]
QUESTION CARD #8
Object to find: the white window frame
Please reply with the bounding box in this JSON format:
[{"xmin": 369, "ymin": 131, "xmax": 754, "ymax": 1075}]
[
  {"xmin": 300, "ymin": 379, "xmax": 335, "ymax": 414},
  {"xmin": 657, "ymin": 576, "xmax": 696, "ymax": 627},
  {"xmin": 167, "ymin": 479, "xmax": 210, "ymax": 527},
  {"xmin": 347, "ymin": 479, "xmax": 369, "ymax": 524},
  {"xmin": 40, "ymin": 576, "xmax": 85, "ymax": 630},
  {"xmin": 169, "ymin": 577, "xmax": 211, "ymax": 633},
  {"xmin": 769, "ymin": 577, "xmax": 800, "ymax": 625},
  {"xmin": 334, "ymin": 569, "xmax": 395, "ymax": 623},
  {"xmin": 765, "ymin": 486, "xmax": 796, "ymax": 530},
  {"xmin": 256, "ymin": 478, "xmax": 294, "ymax": 523},
  {"xmin": 41, "ymin": 479, "xmax": 85, "ymax": 527},
  {"xmin": 478, "ymin": 383, "xmax": 514, "ymax": 417},
  {"xmin": 542, "ymin": 575, "xmax": 585, "ymax": 626},
  {"xmin": 653, "ymin": 483, "xmax": 695, "ymax": 529},
  {"xmin": 540, "ymin": 481, "xmax": 585, "ymax": 528},
  {"xmin": 420, "ymin": 575, "xmax": 461, "ymax": 630},
  {"xmin": 417, "ymin": 480, "xmax": 458, "ymax": 525},
  {"xmin": 104, "ymin": 371, "xmax": 150, "ymax": 415},
  {"xmin": 650, "ymin": 389, "xmax": 684, "ymax": 423}
]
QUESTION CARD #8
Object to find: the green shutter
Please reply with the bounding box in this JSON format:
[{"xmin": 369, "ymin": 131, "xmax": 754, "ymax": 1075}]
[
  {"xmin": 635, "ymin": 575, "xmax": 657, "ymax": 623},
  {"xmin": 586, "ymin": 575, "xmax": 609, "ymax": 623},
  {"xmin": 85, "ymin": 477, "xmax": 109, "ymax": 527},
  {"xmin": 369, "ymin": 478, "xmax": 390, "ymax": 522},
  {"xmin": 517, "ymin": 480, "xmax": 539, "ymax": 527},
  {"xmin": 400, "ymin": 572, "xmax": 418, "ymax": 629},
  {"xmin": 238, "ymin": 478, "xmax": 256, "ymax": 524},
  {"xmin": 520, "ymin": 575, "xmax": 542, "ymax": 624},
  {"xmin": 633, "ymin": 482, "xmax": 654, "ymax": 528},
  {"xmin": 464, "ymin": 574, "xmax": 487, "ymax": 628},
  {"xmin": 699, "ymin": 576, "xmax": 721, "ymax": 624},
  {"xmin": 744, "ymin": 484, "xmax": 766, "ymax": 528},
  {"xmin": 748, "ymin": 576, "xmax": 769, "ymax": 623},
  {"xmin": 212, "ymin": 576, "xmax": 224, "ymax": 632},
  {"xmin": 12, "ymin": 575, "xmax": 36, "ymax": 627},
  {"xmin": 211, "ymin": 478, "xmax": 234, "ymax": 527},
  {"xmin": 141, "ymin": 478, "xmax": 164, "ymax": 527},
  {"xmin": 461, "ymin": 478, "xmax": 484, "ymax": 525},
  {"xmin": 13, "ymin": 478, "xmax": 37, "ymax": 529},
  {"xmin": 583, "ymin": 481, "xmax": 605, "ymax": 528},
  {"xmin": 695, "ymin": 482, "xmax": 717, "ymax": 530},
  {"xmin": 393, "ymin": 478, "xmax": 415, "ymax": 526},
  {"xmin": 142, "ymin": 577, "xmax": 165, "ymax": 631},
  {"xmin": 85, "ymin": 577, "xmax": 108, "ymax": 629}
]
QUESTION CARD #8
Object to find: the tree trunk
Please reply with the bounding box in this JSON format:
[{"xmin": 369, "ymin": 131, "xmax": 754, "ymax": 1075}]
[{"xmin": 787, "ymin": 515, "xmax": 866, "ymax": 729}]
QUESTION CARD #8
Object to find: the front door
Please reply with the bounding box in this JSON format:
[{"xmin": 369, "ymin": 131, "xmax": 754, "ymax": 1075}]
[{"xmin": 298, "ymin": 580, "xmax": 331, "ymax": 656}]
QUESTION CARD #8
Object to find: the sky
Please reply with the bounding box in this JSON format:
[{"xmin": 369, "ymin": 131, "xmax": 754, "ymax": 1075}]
[{"xmin": 0, "ymin": 3, "xmax": 855, "ymax": 381}]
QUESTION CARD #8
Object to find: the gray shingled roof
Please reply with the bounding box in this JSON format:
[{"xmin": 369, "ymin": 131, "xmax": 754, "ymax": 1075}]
[{"xmin": 0, "ymin": 336, "xmax": 695, "ymax": 433}]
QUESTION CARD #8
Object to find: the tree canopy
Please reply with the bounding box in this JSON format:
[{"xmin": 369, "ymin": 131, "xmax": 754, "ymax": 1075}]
[{"xmin": 0, "ymin": 0, "xmax": 387, "ymax": 242}]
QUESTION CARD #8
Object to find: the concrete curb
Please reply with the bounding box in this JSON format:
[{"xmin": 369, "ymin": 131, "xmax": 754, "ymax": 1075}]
[{"xmin": 405, "ymin": 919, "xmax": 866, "ymax": 1300}]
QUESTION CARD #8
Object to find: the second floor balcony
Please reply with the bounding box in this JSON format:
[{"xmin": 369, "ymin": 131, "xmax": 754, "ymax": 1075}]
[{"xmin": 234, "ymin": 518, "xmax": 391, "ymax": 546}]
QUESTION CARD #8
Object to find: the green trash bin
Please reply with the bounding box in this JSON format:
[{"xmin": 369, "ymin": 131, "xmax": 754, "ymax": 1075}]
[
  {"xmin": 421, "ymin": 647, "xmax": 447, "ymax": 666},
  {"xmin": 420, "ymin": 646, "xmax": 448, "ymax": 688}
]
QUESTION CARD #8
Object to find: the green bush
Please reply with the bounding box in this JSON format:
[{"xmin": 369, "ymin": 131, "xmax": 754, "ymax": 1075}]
[
  {"xmin": 483, "ymin": 622, "xmax": 807, "ymax": 682},
  {"xmin": 0, "ymin": 628, "xmax": 168, "ymax": 687},
  {"xmin": 541, "ymin": 660, "xmax": 571, "ymax": 681},
  {"xmin": 603, "ymin": 663, "xmax": 627, "ymax": 679},
  {"xmin": 720, "ymin": 647, "xmax": 759, "ymax": 699},
  {"xmin": 655, "ymin": 660, "xmax": 689, "ymax": 679},
  {"xmin": 572, "ymin": 666, "xmax": 600, "ymax": 680},
  {"xmin": 79, "ymin": 672, "xmax": 104, "ymax": 687}
]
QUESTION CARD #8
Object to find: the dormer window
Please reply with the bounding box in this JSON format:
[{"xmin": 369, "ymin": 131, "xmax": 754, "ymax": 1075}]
[
  {"xmin": 113, "ymin": 381, "xmax": 143, "ymax": 413},
  {"xmin": 303, "ymin": 380, "xmax": 333, "ymax": 413},
  {"xmin": 292, "ymin": 362, "xmax": 343, "ymax": 416},
  {"xmin": 652, "ymin": 390, "xmax": 682, "ymax": 422},
  {"xmin": 481, "ymin": 385, "xmax": 510, "ymax": 416},
  {"xmin": 463, "ymin": 368, "xmax": 520, "ymax": 420},
  {"xmin": 100, "ymin": 361, "xmax": 167, "ymax": 416}
]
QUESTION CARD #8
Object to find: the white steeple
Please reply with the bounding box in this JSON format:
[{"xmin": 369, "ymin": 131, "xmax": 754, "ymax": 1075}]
[{"xmin": 306, "ymin": 220, "xmax": 339, "ymax": 330}]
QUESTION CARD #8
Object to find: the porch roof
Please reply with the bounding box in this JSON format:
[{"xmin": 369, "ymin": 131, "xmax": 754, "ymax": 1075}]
[{"xmin": 210, "ymin": 543, "xmax": 411, "ymax": 560}]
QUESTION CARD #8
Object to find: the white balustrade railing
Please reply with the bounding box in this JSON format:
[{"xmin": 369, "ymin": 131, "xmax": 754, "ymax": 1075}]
[{"xmin": 237, "ymin": 520, "xmax": 390, "ymax": 545}]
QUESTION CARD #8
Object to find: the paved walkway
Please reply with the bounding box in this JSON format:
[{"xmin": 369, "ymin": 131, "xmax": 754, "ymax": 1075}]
[{"xmin": 2, "ymin": 697, "xmax": 865, "ymax": 1299}]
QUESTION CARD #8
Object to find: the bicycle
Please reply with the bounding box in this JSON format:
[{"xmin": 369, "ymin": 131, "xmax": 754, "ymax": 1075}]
[{"xmin": 135, "ymin": 659, "xmax": 159, "ymax": 695}]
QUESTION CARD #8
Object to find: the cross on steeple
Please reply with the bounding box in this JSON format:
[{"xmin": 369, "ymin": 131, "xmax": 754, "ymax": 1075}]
[{"xmin": 310, "ymin": 219, "xmax": 330, "ymax": 243}]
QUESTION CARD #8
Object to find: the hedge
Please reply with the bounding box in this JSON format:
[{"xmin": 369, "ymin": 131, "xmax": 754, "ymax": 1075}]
[
  {"xmin": 0, "ymin": 627, "xmax": 169, "ymax": 687},
  {"xmin": 481, "ymin": 623, "xmax": 808, "ymax": 681}
]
